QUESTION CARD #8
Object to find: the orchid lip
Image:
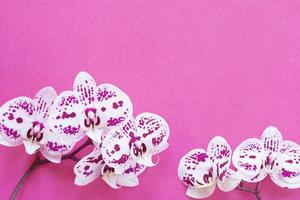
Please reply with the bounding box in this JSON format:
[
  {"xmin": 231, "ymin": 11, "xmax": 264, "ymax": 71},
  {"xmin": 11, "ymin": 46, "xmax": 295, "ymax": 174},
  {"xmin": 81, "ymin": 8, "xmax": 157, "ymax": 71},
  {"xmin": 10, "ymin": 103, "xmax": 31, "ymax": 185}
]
[
  {"xmin": 102, "ymin": 164, "xmax": 115, "ymax": 175},
  {"xmin": 84, "ymin": 108, "xmax": 100, "ymax": 129},
  {"xmin": 27, "ymin": 121, "xmax": 44, "ymax": 143},
  {"xmin": 132, "ymin": 141, "xmax": 147, "ymax": 157}
]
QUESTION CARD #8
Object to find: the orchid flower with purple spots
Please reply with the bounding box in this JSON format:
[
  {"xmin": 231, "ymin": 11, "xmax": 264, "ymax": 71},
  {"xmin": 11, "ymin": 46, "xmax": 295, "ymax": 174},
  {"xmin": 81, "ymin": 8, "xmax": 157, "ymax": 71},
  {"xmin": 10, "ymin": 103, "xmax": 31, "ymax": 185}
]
[
  {"xmin": 47, "ymin": 71, "xmax": 133, "ymax": 144},
  {"xmin": 101, "ymin": 112, "xmax": 170, "ymax": 174},
  {"xmin": 178, "ymin": 137, "xmax": 241, "ymax": 199},
  {"xmin": 232, "ymin": 126, "xmax": 300, "ymax": 189},
  {"xmin": 74, "ymin": 144, "xmax": 146, "ymax": 189},
  {"xmin": 0, "ymin": 87, "xmax": 76, "ymax": 163}
]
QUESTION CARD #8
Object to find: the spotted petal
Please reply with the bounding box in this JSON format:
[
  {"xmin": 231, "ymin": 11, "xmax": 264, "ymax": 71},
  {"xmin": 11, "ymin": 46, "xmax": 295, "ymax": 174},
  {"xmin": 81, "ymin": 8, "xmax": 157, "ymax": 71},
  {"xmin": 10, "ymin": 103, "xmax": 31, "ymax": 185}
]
[
  {"xmin": 101, "ymin": 128, "xmax": 133, "ymax": 174},
  {"xmin": 135, "ymin": 112, "xmax": 170, "ymax": 154},
  {"xmin": 233, "ymin": 138, "xmax": 266, "ymax": 182},
  {"xmin": 74, "ymin": 146, "xmax": 105, "ymax": 186},
  {"xmin": 270, "ymin": 141, "xmax": 300, "ymax": 189},
  {"xmin": 96, "ymin": 83, "xmax": 133, "ymax": 129},
  {"xmin": 178, "ymin": 149, "xmax": 214, "ymax": 188},
  {"xmin": 207, "ymin": 136, "xmax": 231, "ymax": 181},
  {"xmin": 217, "ymin": 169, "xmax": 241, "ymax": 192},
  {"xmin": 261, "ymin": 126, "xmax": 283, "ymax": 173},
  {"xmin": 41, "ymin": 129, "xmax": 76, "ymax": 163},
  {"xmin": 0, "ymin": 97, "xmax": 34, "ymax": 146},
  {"xmin": 73, "ymin": 72, "xmax": 97, "ymax": 107},
  {"xmin": 33, "ymin": 87, "xmax": 57, "ymax": 121},
  {"xmin": 48, "ymin": 91, "xmax": 85, "ymax": 143}
]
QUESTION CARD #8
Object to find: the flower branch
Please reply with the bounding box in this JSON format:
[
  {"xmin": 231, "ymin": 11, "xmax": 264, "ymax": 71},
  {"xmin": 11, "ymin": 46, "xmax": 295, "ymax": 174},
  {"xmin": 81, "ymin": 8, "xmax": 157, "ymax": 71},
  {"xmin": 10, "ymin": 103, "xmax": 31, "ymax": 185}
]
[{"xmin": 10, "ymin": 138, "xmax": 92, "ymax": 200}]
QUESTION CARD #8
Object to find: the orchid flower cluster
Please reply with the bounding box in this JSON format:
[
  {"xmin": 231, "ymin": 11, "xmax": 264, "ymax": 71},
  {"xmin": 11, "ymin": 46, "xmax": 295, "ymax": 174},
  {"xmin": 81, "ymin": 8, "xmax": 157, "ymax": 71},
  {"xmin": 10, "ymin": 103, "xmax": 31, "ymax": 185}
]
[
  {"xmin": 178, "ymin": 126, "xmax": 300, "ymax": 199},
  {"xmin": 0, "ymin": 71, "xmax": 170, "ymax": 189}
]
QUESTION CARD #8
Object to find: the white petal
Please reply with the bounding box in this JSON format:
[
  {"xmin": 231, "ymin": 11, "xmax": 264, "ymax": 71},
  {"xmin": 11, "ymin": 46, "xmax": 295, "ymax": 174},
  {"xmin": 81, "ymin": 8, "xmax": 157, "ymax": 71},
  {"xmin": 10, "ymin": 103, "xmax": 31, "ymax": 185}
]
[
  {"xmin": 0, "ymin": 97, "xmax": 34, "ymax": 146},
  {"xmin": 86, "ymin": 129, "xmax": 102, "ymax": 144},
  {"xmin": 74, "ymin": 147, "xmax": 104, "ymax": 186},
  {"xmin": 186, "ymin": 184, "xmax": 216, "ymax": 199},
  {"xmin": 48, "ymin": 91, "xmax": 85, "ymax": 143},
  {"xmin": 232, "ymin": 138, "xmax": 264, "ymax": 181},
  {"xmin": 23, "ymin": 140, "xmax": 40, "ymax": 155},
  {"xmin": 178, "ymin": 149, "xmax": 214, "ymax": 188},
  {"xmin": 217, "ymin": 169, "xmax": 241, "ymax": 192},
  {"xmin": 73, "ymin": 71, "xmax": 97, "ymax": 107},
  {"xmin": 41, "ymin": 150, "xmax": 62, "ymax": 163},
  {"xmin": 102, "ymin": 174, "xmax": 121, "ymax": 189},
  {"xmin": 207, "ymin": 136, "xmax": 231, "ymax": 181},
  {"xmin": 101, "ymin": 128, "xmax": 133, "ymax": 174},
  {"xmin": 33, "ymin": 86, "xmax": 57, "ymax": 121},
  {"xmin": 135, "ymin": 112, "xmax": 170, "ymax": 155},
  {"xmin": 96, "ymin": 83, "xmax": 133, "ymax": 129},
  {"xmin": 117, "ymin": 174, "xmax": 139, "ymax": 187}
]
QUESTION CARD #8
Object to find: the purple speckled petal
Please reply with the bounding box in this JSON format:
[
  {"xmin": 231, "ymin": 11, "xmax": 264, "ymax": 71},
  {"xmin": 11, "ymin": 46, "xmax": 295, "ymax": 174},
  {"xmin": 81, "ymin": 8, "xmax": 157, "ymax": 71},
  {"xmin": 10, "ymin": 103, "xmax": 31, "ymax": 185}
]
[
  {"xmin": 0, "ymin": 97, "xmax": 34, "ymax": 146},
  {"xmin": 186, "ymin": 184, "xmax": 216, "ymax": 199},
  {"xmin": 178, "ymin": 149, "xmax": 214, "ymax": 188},
  {"xmin": 73, "ymin": 72, "xmax": 97, "ymax": 107},
  {"xmin": 123, "ymin": 162, "xmax": 146, "ymax": 176},
  {"xmin": 232, "ymin": 138, "xmax": 265, "ymax": 182},
  {"xmin": 48, "ymin": 91, "xmax": 85, "ymax": 143},
  {"xmin": 33, "ymin": 87, "xmax": 57, "ymax": 122},
  {"xmin": 74, "ymin": 147, "xmax": 105, "ymax": 186},
  {"xmin": 41, "ymin": 129, "xmax": 76, "ymax": 163},
  {"xmin": 217, "ymin": 169, "xmax": 241, "ymax": 192},
  {"xmin": 270, "ymin": 141, "xmax": 300, "ymax": 189},
  {"xmin": 101, "ymin": 128, "xmax": 133, "ymax": 174},
  {"xmin": 96, "ymin": 83, "xmax": 133, "ymax": 129},
  {"xmin": 261, "ymin": 126, "xmax": 283, "ymax": 173},
  {"xmin": 135, "ymin": 112, "xmax": 170, "ymax": 155},
  {"xmin": 207, "ymin": 136, "xmax": 231, "ymax": 181}
]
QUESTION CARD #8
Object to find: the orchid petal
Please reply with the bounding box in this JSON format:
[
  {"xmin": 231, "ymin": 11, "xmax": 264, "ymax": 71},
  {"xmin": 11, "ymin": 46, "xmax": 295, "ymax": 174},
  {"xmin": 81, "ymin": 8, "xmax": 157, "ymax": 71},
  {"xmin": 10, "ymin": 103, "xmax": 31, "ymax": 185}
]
[
  {"xmin": 135, "ymin": 112, "xmax": 170, "ymax": 155},
  {"xmin": 236, "ymin": 168, "xmax": 268, "ymax": 183},
  {"xmin": 261, "ymin": 126, "xmax": 283, "ymax": 173},
  {"xmin": 270, "ymin": 141, "xmax": 300, "ymax": 189},
  {"xmin": 48, "ymin": 91, "xmax": 84, "ymax": 143},
  {"xmin": 232, "ymin": 138, "xmax": 264, "ymax": 182},
  {"xmin": 33, "ymin": 86, "xmax": 57, "ymax": 121},
  {"xmin": 186, "ymin": 183, "xmax": 216, "ymax": 199},
  {"xmin": 207, "ymin": 136, "xmax": 231, "ymax": 181},
  {"xmin": 86, "ymin": 129, "xmax": 103, "ymax": 144},
  {"xmin": 74, "ymin": 147, "xmax": 104, "ymax": 186},
  {"xmin": 23, "ymin": 140, "xmax": 40, "ymax": 155},
  {"xmin": 261, "ymin": 126, "xmax": 283, "ymax": 153},
  {"xmin": 134, "ymin": 153, "xmax": 158, "ymax": 167},
  {"xmin": 41, "ymin": 129, "xmax": 76, "ymax": 163},
  {"xmin": 178, "ymin": 149, "xmax": 214, "ymax": 188},
  {"xmin": 101, "ymin": 129, "xmax": 132, "ymax": 174},
  {"xmin": 0, "ymin": 97, "xmax": 34, "ymax": 146},
  {"xmin": 116, "ymin": 174, "xmax": 139, "ymax": 187},
  {"xmin": 102, "ymin": 173, "xmax": 120, "ymax": 189},
  {"xmin": 123, "ymin": 163, "xmax": 146, "ymax": 176},
  {"xmin": 73, "ymin": 71, "xmax": 97, "ymax": 107},
  {"xmin": 217, "ymin": 169, "xmax": 241, "ymax": 192},
  {"xmin": 96, "ymin": 83, "xmax": 133, "ymax": 129}
]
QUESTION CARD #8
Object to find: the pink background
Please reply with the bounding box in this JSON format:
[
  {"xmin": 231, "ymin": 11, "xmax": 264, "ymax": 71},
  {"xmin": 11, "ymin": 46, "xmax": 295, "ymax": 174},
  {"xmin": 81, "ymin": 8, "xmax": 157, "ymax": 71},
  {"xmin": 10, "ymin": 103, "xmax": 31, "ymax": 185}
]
[{"xmin": 1, "ymin": 1, "xmax": 300, "ymax": 199}]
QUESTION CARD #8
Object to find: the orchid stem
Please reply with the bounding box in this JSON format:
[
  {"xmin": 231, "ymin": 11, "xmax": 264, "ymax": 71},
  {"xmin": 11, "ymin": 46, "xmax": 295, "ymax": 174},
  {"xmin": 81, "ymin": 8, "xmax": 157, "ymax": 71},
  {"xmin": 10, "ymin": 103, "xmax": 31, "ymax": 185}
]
[
  {"xmin": 236, "ymin": 181, "xmax": 262, "ymax": 200},
  {"xmin": 10, "ymin": 138, "xmax": 92, "ymax": 200}
]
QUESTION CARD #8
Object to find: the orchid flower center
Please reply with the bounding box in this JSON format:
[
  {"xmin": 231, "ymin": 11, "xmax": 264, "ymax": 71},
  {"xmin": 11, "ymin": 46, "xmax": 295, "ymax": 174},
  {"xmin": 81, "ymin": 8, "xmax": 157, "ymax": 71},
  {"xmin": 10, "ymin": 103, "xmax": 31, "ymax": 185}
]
[
  {"xmin": 195, "ymin": 167, "xmax": 214, "ymax": 188},
  {"xmin": 132, "ymin": 140, "xmax": 147, "ymax": 157},
  {"xmin": 26, "ymin": 122, "xmax": 44, "ymax": 143},
  {"xmin": 84, "ymin": 108, "xmax": 100, "ymax": 129}
]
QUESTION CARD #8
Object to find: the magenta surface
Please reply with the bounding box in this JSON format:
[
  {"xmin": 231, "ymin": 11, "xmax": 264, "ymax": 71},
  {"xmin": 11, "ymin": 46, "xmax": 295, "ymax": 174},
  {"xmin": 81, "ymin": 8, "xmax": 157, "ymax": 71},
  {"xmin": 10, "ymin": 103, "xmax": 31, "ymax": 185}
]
[{"xmin": 1, "ymin": 1, "xmax": 300, "ymax": 199}]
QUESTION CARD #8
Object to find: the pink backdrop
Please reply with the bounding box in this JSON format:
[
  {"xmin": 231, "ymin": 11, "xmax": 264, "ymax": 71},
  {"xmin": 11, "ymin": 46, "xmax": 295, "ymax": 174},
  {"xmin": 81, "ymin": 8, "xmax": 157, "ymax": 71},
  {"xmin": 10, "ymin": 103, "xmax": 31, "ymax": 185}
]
[{"xmin": 1, "ymin": 1, "xmax": 300, "ymax": 199}]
